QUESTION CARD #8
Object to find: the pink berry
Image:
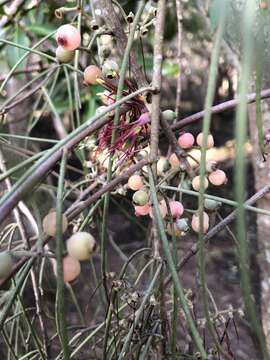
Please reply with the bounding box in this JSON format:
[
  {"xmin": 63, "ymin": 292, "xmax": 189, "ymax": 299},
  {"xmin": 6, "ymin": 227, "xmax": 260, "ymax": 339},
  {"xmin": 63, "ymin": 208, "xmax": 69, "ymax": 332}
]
[
  {"xmin": 196, "ymin": 133, "xmax": 214, "ymax": 148},
  {"xmin": 135, "ymin": 203, "xmax": 150, "ymax": 216},
  {"xmin": 192, "ymin": 176, "xmax": 209, "ymax": 192},
  {"xmin": 84, "ymin": 65, "xmax": 103, "ymax": 85},
  {"xmin": 56, "ymin": 24, "xmax": 81, "ymax": 51},
  {"xmin": 128, "ymin": 175, "xmax": 144, "ymax": 191},
  {"xmin": 169, "ymin": 201, "xmax": 184, "ymax": 218},
  {"xmin": 208, "ymin": 169, "xmax": 227, "ymax": 186},
  {"xmin": 191, "ymin": 212, "xmax": 209, "ymax": 233},
  {"xmin": 62, "ymin": 256, "xmax": 81, "ymax": 282},
  {"xmin": 52, "ymin": 255, "xmax": 81, "ymax": 283},
  {"xmin": 178, "ymin": 133, "xmax": 195, "ymax": 149}
]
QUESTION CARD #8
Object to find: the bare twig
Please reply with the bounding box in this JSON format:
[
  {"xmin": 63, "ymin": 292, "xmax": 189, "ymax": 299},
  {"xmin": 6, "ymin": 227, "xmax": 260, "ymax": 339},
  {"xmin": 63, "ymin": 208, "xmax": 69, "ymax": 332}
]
[
  {"xmin": 0, "ymin": 86, "xmax": 152, "ymax": 226},
  {"xmin": 0, "ymin": 158, "xmax": 148, "ymax": 289},
  {"xmin": 93, "ymin": 0, "xmax": 147, "ymax": 88},
  {"xmin": 172, "ymin": 88, "xmax": 270, "ymax": 131},
  {"xmin": 164, "ymin": 184, "xmax": 270, "ymax": 288},
  {"xmin": 175, "ymin": 0, "xmax": 183, "ymax": 118}
]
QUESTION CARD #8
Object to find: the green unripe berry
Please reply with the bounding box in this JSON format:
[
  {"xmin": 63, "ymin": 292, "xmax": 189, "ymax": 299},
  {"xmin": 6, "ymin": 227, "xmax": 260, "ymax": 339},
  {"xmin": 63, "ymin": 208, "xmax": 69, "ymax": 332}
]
[
  {"xmin": 132, "ymin": 190, "xmax": 149, "ymax": 206},
  {"xmin": 67, "ymin": 232, "xmax": 97, "ymax": 261},
  {"xmin": 56, "ymin": 46, "xmax": 75, "ymax": 63},
  {"xmin": 204, "ymin": 199, "xmax": 221, "ymax": 211},
  {"xmin": 0, "ymin": 252, "xmax": 13, "ymax": 278},
  {"xmin": 162, "ymin": 109, "xmax": 176, "ymax": 122}
]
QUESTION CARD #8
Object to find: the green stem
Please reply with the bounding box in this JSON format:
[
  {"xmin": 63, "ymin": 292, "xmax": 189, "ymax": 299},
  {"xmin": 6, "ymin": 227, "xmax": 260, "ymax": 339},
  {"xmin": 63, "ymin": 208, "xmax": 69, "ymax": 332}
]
[
  {"xmin": 55, "ymin": 149, "xmax": 70, "ymax": 359},
  {"xmin": 235, "ymin": 2, "xmax": 269, "ymax": 358},
  {"xmin": 160, "ymin": 185, "xmax": 270, "ymax": 216},
  {"xmin": 148, "ymin": 167, "xmax": 206, "ymax": 358},
  {"xmin": 198, "ymin": 7, "xmax": 230, "ymax": 358},
  {"xmin": 101, "ymin": 3, "xmax": 146, "ymax": 357}
]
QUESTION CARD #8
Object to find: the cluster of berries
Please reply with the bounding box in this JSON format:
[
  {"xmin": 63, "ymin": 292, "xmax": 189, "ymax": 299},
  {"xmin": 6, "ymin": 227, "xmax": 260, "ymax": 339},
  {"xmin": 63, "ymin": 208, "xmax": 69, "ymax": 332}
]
[
  {"xmin": 42, "ymin": 211, "xmax": 97, "ymax": 283},
  {"xmin": 126, "ymin": 129, "xmax": 227, "ymax": 236}
]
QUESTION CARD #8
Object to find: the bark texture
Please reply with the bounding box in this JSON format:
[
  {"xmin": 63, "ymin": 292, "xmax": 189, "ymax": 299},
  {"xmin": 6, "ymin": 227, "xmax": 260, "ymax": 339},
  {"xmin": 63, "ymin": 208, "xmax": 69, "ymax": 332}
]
[{"xmin": 249, "ymin": 103, "xmax": 270, "ymax": 350}]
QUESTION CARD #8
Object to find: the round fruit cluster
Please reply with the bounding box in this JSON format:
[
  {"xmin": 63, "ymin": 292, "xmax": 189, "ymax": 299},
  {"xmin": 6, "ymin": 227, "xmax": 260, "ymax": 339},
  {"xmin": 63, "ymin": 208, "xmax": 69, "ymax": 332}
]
[
  {"xmin": 55, "ymin": 24, "xmax": 81, "ymax": 63},
  {"xmin": 43, "ymin": 211, "xmax": 97, "ymax": 283},
  {"xmin": 126, "ymin": 126, "xmax": 227, "ymax": 236}
]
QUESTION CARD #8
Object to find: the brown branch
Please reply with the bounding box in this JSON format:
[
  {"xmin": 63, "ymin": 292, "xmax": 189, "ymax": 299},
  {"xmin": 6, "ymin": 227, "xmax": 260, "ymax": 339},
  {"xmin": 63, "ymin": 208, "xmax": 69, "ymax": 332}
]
[
  {"xmin": 172, "ymin": 88, "xmax": 270, "ymax": 131},
  {"xmin": 164, "ymin": 184, "xmax": 270, "ymax": 288},
  {"xmin": 93, "ymin": 0, "xmax": 147, "ymax": 88},
  {"xmin": 150, "ymin": 0, "xmax": 165, "ymax": 163},
  {"xmin": 175, "ymin": 0, "xmax": 183, "ymax": 118},
  {"xmin": 66, "ymin": 159, "xmax": 148, "ymax": 219}
]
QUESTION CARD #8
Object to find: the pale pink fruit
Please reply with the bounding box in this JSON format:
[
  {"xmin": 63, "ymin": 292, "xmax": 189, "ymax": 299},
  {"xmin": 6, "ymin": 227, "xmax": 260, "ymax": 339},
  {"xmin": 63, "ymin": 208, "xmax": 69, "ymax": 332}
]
[
  {"xmin": 191, "ymin": 212, "xmax": 209, "ymax": 233},
  {"xmin": 169, "ymin": 153, "xmax": 180, "ymax": 168},
  {"xmin": 42, "ymin": 211, "xmax": 68, "ymax": 237},
  {"xmin": 56, "ymin": 24, "xmax": 81, "ymax": 51},
  {"xmin": 178, "ymin": 133, "xmax": 195, "ymax": 149},
  {"xmin": 63, "ymin": 256, "xmax": 81, "ymax": 282},
  {"xmin": 52, "ymin": 255, "xmax": 81, "ymax": 283},
  {"xmin": 128, "ymin": 175, "xmax": 144, "ymax": 191},
  {"xmin": 208, "ymin": 169, "xmax": 227, "ymax": 186},
  {"xmin": 192, "ymin": 176, "xmax": 209, "ymax": 192},
  {"xmin": 169, "ymin": 201, "xmax": 184, "ymax": 218},
  {"xmin": 134, "ymin": 203, "xmax": 150, "ymax": 216},
  {"xmin": 84, "ymin": 65, "xmax": 103, "ymax": 85},
  {"xmin": 196, "ymin": 133, "xmax": 214, "ymax": 148}
]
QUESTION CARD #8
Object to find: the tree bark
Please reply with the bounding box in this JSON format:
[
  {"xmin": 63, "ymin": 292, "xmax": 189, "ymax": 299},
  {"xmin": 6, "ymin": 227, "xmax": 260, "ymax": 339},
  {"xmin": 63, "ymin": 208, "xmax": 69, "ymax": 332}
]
[{"xmin": 248, "ymin": 103, "xmax": 270, "ymax": 350}]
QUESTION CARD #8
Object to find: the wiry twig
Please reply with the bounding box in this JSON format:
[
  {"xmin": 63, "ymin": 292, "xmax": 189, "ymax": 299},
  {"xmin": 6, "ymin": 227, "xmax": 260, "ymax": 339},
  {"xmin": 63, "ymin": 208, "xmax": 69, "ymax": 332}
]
[
  {"xmin": 93, "ymin": 0, "xmax": 147, "ymax": 88},
  {"xmin": 175, "ymin": 0, "xmax": 183, "ymax": 118},
  {"xmin": 164, "ymin": 184, "xmax": 270, "ymax": 288},
  {"xmin": 0, "ymin": 150, "xmax": 49, "ymax": 358},
  {"xmin": 0, "ymin": 158, "xmax": 149, "ymax": 289},
  {"xmin": 0, "ymin": 86, "xmax": 152, "ymax": 226},
  {"xmin": 172, "ymin": 88, "xmax": 270, "ymax": 131}
]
